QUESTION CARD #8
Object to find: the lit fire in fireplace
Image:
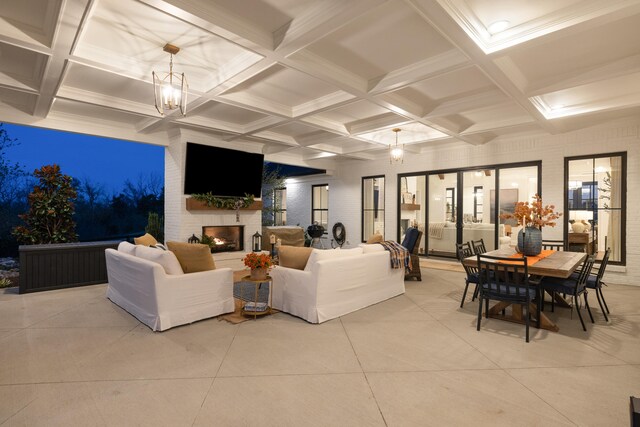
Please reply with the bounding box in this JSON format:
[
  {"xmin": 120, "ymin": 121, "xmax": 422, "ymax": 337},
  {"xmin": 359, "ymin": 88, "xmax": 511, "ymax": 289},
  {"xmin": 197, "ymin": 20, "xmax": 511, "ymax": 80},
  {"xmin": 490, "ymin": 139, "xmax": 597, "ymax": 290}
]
[{"xmin": 202, "ymin": 225, "xmax": 244, "ymax": 253}]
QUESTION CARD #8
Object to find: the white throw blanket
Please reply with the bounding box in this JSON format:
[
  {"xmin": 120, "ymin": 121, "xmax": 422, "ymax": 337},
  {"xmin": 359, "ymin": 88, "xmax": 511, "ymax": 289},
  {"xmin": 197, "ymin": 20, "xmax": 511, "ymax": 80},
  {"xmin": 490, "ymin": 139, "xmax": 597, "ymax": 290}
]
[{"xmin": 428, "ymin": 222, "xmax": 446, "ymax": 239}]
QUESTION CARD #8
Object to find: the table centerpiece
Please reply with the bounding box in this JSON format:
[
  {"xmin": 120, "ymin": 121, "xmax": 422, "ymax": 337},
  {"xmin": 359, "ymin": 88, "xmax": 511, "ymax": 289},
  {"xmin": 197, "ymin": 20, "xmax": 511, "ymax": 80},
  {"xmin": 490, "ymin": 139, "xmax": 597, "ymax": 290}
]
[
  {"xmin": 243, "ymin": 252, "xmax": 274, "ymax": 280},
  {"xmin": 500, "ymin": 194, "xmax": 562, "ymax": 256}
]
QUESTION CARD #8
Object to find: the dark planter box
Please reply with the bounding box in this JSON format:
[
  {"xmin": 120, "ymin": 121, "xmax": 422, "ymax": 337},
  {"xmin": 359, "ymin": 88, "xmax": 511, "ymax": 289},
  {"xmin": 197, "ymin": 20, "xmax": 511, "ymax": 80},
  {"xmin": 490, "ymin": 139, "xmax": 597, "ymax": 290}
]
[{"xmin": 19, "ymin": 241, "xmax": 120, "ymax": 294}]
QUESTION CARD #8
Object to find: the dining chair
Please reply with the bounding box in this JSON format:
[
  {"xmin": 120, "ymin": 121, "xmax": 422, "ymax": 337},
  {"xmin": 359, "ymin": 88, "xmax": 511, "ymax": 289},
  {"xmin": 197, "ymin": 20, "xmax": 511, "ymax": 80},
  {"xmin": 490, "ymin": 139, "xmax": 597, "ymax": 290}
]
[
  {"xmin": 456, "ymin": 242, "xmax": 478, "ymax": 308},
  {"xmin": 471, "ymin": 238, "xmax": 487, "ymax": 254},
  {"xmin": 476, "ymin": 254, "xmax": 538, "ymax": 343},
  {"xmin": 401, "ymin": 227, "xmax": 422, "ymax": 281},
  {"xmin": 542, "ymin": 240, "xmax": 565, "ymax": 251},
  {"xmin": 570, "ymin": 247, "xmax": 611, "ymax": 321},
  {"xmin": 540, "ymin": 255, "xmax": 596, "ymax": 331}
]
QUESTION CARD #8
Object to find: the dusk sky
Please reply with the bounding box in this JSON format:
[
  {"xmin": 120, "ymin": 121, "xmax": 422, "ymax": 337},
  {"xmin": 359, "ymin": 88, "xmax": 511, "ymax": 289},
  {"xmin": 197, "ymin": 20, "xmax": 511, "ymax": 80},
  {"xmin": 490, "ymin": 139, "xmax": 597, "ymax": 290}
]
[{"xmin": 3, "ymin": 123, "xmax": 164, "ymax": 194}]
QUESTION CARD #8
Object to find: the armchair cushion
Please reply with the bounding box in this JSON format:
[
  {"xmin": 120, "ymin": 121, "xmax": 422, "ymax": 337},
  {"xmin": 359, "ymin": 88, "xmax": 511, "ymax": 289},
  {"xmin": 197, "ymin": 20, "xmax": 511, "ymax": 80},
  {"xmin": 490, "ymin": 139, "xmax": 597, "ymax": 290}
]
[
  {"xmin": 303, "ymin": 248, "xmax": 363, "ymax": 272},
  {"xmin": 166, "ymin": 242, "xmax": 216, "ymax": 273},
  {"xmin": 278, "ymin": 245, "xmax": 313, "ymax": 270},
  {"xmin": 135, "ymin": 244, "xmax": 183, "ymax": 275},
  {"xmin": 118, "ymin": 241, "xmax": 137, "ymax": 255}
]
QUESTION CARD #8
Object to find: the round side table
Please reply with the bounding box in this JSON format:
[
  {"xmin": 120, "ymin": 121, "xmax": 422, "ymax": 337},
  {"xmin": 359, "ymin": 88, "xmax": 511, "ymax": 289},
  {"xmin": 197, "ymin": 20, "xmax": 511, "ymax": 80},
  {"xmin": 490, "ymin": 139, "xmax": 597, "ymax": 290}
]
[{"xmin": 238, "ymin": 275, "xmax": 272, "ymax": 319}]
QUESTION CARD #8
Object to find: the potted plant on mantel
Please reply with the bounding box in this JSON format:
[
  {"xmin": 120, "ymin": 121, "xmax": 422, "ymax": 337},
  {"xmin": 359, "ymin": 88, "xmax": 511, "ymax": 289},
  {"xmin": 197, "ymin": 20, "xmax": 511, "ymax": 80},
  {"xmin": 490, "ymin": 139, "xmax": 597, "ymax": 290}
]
[{"xmin": 500, "ymin": 194, "xmax": 562, "ymax": 256}]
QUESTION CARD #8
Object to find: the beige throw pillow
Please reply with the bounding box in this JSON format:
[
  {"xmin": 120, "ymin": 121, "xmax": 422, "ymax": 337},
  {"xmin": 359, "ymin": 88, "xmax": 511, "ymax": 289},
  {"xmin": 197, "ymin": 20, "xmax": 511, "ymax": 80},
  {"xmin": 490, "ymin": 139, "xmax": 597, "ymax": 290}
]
[
  {"xmin": 166, "ymin": 241, "xmax": 216, "ymax": 273},
  {"xmin": 366, "ymin": 233, "xmax": 383, "ymax": 244},
  {"xmin": 278, "ymin": 245, "xmax": 313, "ymax": 270},
  {"xmin": 134, "ymin": 233, "xmax": 157, "ymax": 246}
]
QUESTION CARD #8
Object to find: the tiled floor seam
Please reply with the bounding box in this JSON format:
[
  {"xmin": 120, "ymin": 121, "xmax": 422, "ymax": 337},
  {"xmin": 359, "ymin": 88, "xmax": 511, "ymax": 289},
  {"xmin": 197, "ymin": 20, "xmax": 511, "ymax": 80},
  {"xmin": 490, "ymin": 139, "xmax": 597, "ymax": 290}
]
[
  {"xmin": 501, "ymin": 368, "xmax": 579, "ymax": 426},
  {"xmin": 434, "ymin": 316, "xmax": 579, "ymax": 425},
  {"xmin": 23, "ymin": 294, "xmax": 105, "ymax": 329},
  {"xmin": 339, "ymin": 317, "xmax": 389, "ymax": 427},
  {"xmin": 191, "ymin": 322, "xmax": 240, "ymax": 427},
  {"xmin": 0, "ymin": 394, "xmax": 39, "ymax": 426}
]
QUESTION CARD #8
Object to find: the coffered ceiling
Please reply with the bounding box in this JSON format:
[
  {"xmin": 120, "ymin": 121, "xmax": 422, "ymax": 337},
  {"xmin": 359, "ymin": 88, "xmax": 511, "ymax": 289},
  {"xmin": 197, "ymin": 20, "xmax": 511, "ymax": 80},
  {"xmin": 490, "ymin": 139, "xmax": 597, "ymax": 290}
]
[{"xmin": 1, "ymin": 0, "xmax": 639, "ymax": 167}]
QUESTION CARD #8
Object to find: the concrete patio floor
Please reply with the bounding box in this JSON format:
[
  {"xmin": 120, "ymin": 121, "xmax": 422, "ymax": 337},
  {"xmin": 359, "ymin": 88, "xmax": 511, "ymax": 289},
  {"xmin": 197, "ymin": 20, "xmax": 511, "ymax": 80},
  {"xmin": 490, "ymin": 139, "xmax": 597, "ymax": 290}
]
[{"xmin": 0, "ymin": 266, "xmax": 638, "ymax": 426}]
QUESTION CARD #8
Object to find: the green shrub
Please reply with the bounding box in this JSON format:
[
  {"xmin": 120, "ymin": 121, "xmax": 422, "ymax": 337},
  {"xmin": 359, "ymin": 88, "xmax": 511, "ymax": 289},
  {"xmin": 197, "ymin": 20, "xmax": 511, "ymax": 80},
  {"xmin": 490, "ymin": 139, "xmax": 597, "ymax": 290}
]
[
  {"xmin": 12, "ymin": 164, "xmax": 78, "ymax": 244},
  {"xmin": 145, "ymin": 212, "xmax": 164, "ymax": 243}
]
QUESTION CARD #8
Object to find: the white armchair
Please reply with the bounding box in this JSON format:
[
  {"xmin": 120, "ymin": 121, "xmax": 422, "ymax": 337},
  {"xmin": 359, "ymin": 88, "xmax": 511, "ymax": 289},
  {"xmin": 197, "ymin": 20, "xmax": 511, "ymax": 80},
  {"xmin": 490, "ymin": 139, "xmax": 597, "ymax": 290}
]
[{"xmin": 105, "ymin": 247, "xmax": 234, "ymax": 331}]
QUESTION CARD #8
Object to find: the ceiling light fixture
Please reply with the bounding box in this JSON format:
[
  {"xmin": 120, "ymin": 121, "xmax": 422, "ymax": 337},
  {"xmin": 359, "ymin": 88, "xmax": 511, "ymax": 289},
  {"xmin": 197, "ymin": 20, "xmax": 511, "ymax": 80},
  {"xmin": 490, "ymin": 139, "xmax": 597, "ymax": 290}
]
[
  {"xmin": 153, "ymin": 43, "xmax": 188, "ymax": 116},
  {"xmin": 390, "ymin": 128, "xmax": 404, "ymax": 164},
  {"xmin": 488, "ymin": 20, "xmax": 510, "ymax": 34}
]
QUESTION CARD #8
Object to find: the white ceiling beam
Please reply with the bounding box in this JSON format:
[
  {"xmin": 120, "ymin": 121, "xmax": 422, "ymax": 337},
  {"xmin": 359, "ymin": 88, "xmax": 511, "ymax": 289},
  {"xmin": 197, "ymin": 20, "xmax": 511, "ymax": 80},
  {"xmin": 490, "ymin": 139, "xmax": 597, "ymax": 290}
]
[
  {"xmin": 274, "ymin": 0, "xmax": 387, "ymax": 54},
  {"xmin": 405, "ymin": 0, "xmax": 560, "ymax": 135},
  {"xmin": 299, "ymin": 116, "xmax": 349, "ymax": 136},
  {"xmin": 368, "ymin": 49, "xmax": 469, "ymax": 94},
  {"xmin": 349, "ymin": 113, "xmax": 412, "ymax": 135},
  {"xmin": 139, "ymin": 0, "xmax": 275, "ymax": 51},
  {"xmin": 526, "ymin": 54, "xmax": 640, "ymax": 97},
  {"xmin": 292, "ymin": 91, "xmax": 355, "ymax": 117},
  {"xmin": 425, "ymin": 89, "xmax": 508, "ymax": 118},
  {"xmin": 33, "ymin": 0, "xmax": 94, "ymax": 118}
]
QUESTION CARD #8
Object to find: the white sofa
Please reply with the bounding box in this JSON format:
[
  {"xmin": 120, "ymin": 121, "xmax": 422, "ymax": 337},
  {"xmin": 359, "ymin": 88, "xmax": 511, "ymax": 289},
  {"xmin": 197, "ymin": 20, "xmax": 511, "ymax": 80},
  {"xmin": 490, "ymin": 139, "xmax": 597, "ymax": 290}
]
[
  {"xmin": 270, "ymin": 245, "xmax": 405, "ymax": 324},
  {"xmin": 105, "ymin": 242, "xmax": 234, "ymax": 331}
]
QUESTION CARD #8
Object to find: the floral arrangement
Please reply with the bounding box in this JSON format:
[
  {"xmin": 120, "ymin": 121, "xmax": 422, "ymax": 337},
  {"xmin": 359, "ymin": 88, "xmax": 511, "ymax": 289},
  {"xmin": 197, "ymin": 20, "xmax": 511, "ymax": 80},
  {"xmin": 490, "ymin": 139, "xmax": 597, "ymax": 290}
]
[
  {"xmin": 500, "ymin": 194, "xmax": 562, "ymax": 229},
  {"xmin": 242, "ymin": 252, "xmax": 274, "ymax": 270}
]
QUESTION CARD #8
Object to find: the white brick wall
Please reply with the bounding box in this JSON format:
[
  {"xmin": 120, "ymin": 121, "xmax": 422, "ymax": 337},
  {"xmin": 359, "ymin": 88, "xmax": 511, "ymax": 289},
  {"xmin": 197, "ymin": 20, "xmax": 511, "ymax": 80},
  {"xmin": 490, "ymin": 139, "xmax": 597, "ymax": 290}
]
[
  {"xmin": 282, "ymin": 119, "xmax": 639, "ymax": 285},
  {"xmin": 164, "ymin": 130, "xmax": 263, "ymax": 253},
  {"xmin": 165, "ymin": 120, "xmax": 638, "ymax": 285}
]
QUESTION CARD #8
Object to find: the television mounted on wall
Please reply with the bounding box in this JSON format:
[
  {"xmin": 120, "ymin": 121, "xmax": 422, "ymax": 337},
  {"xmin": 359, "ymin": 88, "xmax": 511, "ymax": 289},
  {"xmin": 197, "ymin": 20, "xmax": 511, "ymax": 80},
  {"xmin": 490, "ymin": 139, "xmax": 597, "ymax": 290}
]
[{"xmin": 184, "ymin": 142, "xmax": 264, "ymax": 198}]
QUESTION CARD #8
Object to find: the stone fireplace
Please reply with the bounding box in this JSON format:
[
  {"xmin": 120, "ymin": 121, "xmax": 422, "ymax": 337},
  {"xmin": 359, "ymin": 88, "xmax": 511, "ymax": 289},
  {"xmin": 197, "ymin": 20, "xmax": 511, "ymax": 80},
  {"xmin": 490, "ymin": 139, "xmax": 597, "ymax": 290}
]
[{"xmin": 202, "ymin": 225, "xmax": 244, "ymax": 253}]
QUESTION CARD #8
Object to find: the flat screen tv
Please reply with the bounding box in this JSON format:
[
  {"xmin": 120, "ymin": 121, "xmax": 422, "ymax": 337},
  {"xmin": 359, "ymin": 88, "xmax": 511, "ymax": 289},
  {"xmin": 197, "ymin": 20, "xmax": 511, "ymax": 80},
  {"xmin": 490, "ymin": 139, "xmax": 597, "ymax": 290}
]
[{"xmin": 184, "ymin": 142, "xmax": 264, "ymax": 197}]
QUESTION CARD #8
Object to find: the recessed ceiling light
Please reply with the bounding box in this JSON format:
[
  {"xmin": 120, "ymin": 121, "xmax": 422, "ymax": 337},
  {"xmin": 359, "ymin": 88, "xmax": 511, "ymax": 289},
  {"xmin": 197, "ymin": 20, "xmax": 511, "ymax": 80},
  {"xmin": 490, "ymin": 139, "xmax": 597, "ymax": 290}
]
[{"xmin": 488, "ymin": 20, "xmax": 510, "ymax": 34}]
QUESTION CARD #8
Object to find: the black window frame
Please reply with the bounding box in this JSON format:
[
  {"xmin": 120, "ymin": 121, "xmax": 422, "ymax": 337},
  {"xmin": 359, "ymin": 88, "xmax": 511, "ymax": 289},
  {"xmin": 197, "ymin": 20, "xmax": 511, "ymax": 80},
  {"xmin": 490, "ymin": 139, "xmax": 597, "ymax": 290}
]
[
  {"xmin": 311, "ymin": 183, "xmax": 329, "ymax": 233},
  {"xmin": 361, "ymin": 175, "xmax": 385, "ymax": 242}
]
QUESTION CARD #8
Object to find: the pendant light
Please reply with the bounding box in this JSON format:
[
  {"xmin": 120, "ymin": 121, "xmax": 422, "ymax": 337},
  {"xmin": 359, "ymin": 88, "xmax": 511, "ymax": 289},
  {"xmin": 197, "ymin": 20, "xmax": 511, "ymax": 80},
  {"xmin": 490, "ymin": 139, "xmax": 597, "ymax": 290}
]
[
  {"xmin": 390, "ymin": 128, "xmax": 404, "ymax": 164},
  {"xmin": 152, "ymin": 43, "xmax": 188, "ymax": 116}
]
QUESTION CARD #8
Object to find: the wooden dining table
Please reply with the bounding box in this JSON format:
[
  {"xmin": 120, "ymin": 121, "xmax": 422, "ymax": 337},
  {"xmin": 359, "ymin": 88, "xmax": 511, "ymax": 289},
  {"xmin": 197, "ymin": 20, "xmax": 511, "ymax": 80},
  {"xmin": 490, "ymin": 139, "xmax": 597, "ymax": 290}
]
[{"xmin": 462, "ymin": 248, "xmax": 587, "ymax": 332}]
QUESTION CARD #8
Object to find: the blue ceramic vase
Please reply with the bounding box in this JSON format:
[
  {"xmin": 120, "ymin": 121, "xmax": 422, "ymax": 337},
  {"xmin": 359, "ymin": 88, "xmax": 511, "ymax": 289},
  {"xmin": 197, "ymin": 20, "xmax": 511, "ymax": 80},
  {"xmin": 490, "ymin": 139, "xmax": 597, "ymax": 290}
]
[{"xmin": 517, "ymin": 227, "xmax": 542, "ymax": 256}]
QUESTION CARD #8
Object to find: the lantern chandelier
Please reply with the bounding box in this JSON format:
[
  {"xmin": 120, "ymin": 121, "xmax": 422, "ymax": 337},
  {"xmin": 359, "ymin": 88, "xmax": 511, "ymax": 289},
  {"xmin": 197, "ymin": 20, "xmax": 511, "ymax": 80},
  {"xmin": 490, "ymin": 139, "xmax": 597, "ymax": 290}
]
[
  {"xmin": 389, "ymin": 128, "xmax": 404, "ymax": 164},
  {"xmin": 153, "ymin": 43, "xmax": 188, "ymax": 116}
]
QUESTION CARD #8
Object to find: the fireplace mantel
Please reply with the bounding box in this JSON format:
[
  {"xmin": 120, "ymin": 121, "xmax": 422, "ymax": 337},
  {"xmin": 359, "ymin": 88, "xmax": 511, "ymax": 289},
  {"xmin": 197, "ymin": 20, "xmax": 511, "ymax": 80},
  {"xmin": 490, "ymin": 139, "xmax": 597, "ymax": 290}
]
[{"xmin": 186, "ymin": 198, "xmax": 263, "ymax": 211}]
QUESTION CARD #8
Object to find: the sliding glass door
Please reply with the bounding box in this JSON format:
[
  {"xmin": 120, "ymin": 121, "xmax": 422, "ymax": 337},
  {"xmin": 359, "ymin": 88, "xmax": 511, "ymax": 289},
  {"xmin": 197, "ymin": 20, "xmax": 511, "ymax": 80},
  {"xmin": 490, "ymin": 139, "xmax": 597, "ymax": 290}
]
[
  {"xmin": 409, "ymin": 162, "xmax": 540, "ymax": 259},
  {"xmin": 427, "ymin": 172, "xmax": 458, "ymax": 256},
  {"xmin": 461, "ymin": 169, "xmax": 496, "ymax": 251},
  {"xmin": 497, "ymin": 166, "xmax": 540, "ymax": 248}
]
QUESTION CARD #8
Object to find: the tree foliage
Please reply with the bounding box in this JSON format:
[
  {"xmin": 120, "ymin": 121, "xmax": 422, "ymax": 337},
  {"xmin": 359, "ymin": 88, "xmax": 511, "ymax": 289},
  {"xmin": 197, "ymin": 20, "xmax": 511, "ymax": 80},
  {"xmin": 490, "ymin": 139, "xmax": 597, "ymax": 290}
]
[
  {"xmin": 0, "ymin": 124, "xmax": 26, "ymax": 204},
  {"xmin": 0, "ymin": 124, "xmax": 28, "ymax": 256},
  {"xmin": 261, "ymin": 166, "xmax": 286, "ymax": 226},
  {"xmin": 145, "ymin": 212, "xmax": 164, "ymax": 243},
  {"xmin": 13, "ymin": 164, "xmax": 79, "ymax": 244},
  {"xmin": 0, "ymin": 124, "xmax": 165, "ymax": 255}
]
